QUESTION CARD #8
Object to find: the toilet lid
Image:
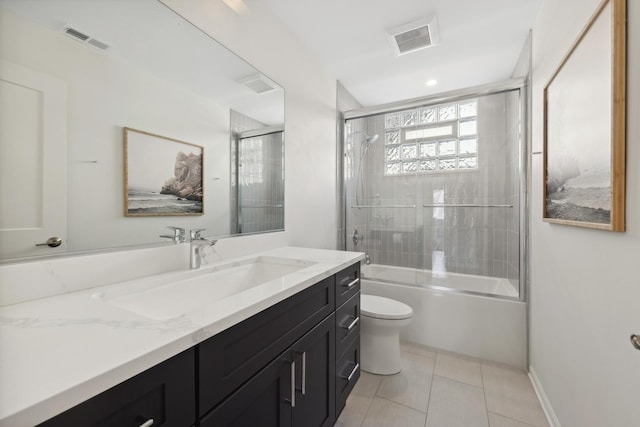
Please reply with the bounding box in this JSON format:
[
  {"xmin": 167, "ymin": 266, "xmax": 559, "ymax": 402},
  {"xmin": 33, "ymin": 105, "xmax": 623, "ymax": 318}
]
[{"xmin": 361, "ymin": 295, "xmax": 413, "ymax": 320}]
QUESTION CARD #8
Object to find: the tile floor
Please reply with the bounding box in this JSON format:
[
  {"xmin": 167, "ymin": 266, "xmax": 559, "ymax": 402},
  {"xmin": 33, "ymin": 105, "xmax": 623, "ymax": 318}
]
[{"xmin": 336, "ymin": 342, "xmax": 549, "ymax": 427}]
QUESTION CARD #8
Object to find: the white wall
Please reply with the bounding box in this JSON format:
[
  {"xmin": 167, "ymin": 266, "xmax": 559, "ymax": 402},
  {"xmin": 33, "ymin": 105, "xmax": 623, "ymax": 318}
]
[
  {"xmin": 530, "ymin": 1, "xmax": 640, "ymax": 426},
  {"xmin": 162, "ymin": 0, "xmax": 339, "ymax": 250}
]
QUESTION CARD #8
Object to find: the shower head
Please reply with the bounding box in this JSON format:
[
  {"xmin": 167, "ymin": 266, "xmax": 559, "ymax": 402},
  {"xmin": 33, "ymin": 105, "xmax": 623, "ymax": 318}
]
[{"xmin": 362, "ymin": 134, "xmax": 379, "ymax": 145}]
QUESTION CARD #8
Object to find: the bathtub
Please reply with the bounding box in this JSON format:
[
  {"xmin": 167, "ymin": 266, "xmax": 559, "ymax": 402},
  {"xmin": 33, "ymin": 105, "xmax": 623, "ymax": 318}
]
[{"xmin": 361, "ymin": 264, "xmax": 527, "ymax": 368}]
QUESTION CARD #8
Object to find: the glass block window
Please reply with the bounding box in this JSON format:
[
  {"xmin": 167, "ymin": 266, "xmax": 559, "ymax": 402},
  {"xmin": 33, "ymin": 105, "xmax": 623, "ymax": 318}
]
[
  {"xmin": 386, "ymin": 146, "xmax": 400, "ymax": 161},
  {"xmin": 438, "ymin": 140, "xmax": 456, "ymax": 156},
  {"xmin": 420, "ymin": 142, "xmax": 436, "ymax": 158},
  {"xmin": 385, "ymin": 130, "xmax": 400, "ymax": 144},
  {"xmin": 385, "ymin": 113, "xmax": 400, "ymax": 129},
  {"xmin": 419, "ymin": 107, "xmax": 437, "ymax": 124},
  {"xmin": 401, "ymin": 110, "xmax": 416, "ymax": 127},
  {"xmin": 459, "ymin": 120, "xmax": 477, "ymax": 136},
  {"xmin": 401, "ymin": 144, "xmax": 418, "ymax": 160},
  {"xmin": 438, "ymin": 104, "xmax": 457, "ymax": 121},
  {"xmin": 383, "ymin": 99, "xmax": 479, "ymax": 175}
]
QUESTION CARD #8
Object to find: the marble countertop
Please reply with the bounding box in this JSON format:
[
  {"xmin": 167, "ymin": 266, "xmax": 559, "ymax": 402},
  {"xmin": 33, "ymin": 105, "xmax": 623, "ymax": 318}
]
[{"xmin": 0, "ymin": 247, "xmax": 364, "ymax": 426}]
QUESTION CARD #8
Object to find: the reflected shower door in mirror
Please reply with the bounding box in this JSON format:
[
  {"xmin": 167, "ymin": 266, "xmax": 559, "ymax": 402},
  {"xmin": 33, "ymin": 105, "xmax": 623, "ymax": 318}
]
[
  {"xmin": 230, "ymin": 112, "xmax": 284, "ymax": 234},
  {"xmin": 0, "ymin": 0, "xmax": 284, "ymax": 261}
]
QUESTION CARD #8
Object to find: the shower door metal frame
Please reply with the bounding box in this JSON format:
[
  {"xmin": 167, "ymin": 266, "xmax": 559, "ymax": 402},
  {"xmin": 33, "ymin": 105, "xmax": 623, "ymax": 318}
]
[
  {"xmin": 234, "ymin": 126, "xmax": 285, "ymax": 234},
  {"xmin": 342, "ymin": 78, "xmax": 529, "ymax": 303}
]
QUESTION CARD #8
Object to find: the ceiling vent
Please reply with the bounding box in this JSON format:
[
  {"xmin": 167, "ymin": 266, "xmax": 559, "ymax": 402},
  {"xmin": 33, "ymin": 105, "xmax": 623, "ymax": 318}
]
[
  {"xmin": 237, "ymin": 74, "xmax": 276, "ymax": 94},
  {"xmin": 63, "ymin": 26, "xmax": 110, "ymax": 50},
  {"xmin": 387, "ymin": 16, "xmax": 439, "ymax": 56}
]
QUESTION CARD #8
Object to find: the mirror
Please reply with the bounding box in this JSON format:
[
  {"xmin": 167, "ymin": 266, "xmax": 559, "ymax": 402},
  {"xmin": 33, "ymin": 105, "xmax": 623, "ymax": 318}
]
[{"xmin": 0, "ymin": 0, "xmax": 285, "ymax": 261}]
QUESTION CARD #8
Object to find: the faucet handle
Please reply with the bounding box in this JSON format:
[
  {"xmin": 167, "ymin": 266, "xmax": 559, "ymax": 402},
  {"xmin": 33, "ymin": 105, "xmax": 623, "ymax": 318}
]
[
  {"xmin": 160, "ymin": 226, "xmax": 186, "ymax": 243},
  {"xmin": 190, "ymin": 228, "xmax": 206, "ymax": 240}
]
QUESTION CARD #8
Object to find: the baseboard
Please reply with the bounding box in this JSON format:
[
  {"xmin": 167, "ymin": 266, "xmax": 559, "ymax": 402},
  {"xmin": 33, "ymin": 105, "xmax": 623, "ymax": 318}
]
[{"xmin": 528, "ymin": 365, "xmax": 562, "ymax": 427}]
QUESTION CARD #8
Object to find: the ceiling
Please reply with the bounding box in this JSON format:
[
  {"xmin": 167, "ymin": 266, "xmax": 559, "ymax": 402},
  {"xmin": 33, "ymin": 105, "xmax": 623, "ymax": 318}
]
[
  {"xmin": 0, "ymin": 0, "xmax": 284, "ymax": 125},
  {"xmin": 259, "ymin": 0, "xmax": 542, "ymax": 107}
]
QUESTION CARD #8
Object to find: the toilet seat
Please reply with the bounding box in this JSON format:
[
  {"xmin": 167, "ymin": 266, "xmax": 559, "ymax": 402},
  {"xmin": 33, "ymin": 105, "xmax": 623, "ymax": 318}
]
[{"xmin": 361, "ymin": 295, "xmax": 413, "ymax": 320}]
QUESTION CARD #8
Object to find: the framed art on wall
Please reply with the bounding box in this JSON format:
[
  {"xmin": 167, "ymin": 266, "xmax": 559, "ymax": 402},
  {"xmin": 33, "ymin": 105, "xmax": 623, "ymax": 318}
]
[
  {"xmin": 123, "ymin": 127, "xmax": 204, "ymax": 217},
  {"xmin": 543, "ymin": 0, "xmax": 626, "ymax": 231}
]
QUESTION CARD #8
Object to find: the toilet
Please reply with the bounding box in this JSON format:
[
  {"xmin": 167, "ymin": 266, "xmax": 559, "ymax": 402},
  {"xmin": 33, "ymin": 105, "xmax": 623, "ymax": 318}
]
[{"xmin": 360, "ymin": 294, "xmax": 413, "ymax": 375}]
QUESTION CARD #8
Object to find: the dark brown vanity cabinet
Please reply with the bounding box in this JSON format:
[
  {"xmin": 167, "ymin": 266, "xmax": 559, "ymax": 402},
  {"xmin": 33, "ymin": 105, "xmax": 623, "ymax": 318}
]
[
  {"xmin": 37, "ymin": 262, "xmax": 361, "ymax": 427},
  {"xmin": 334, "ymin": 265, "xmax": 361, "ymax": 417},
  {"xmin": 201, "ymin": 314, "xmax": 336, "ymax": 427},
  {"xmin": 37, "ymin": 348, "xmax": 196, "ymax": 427}
]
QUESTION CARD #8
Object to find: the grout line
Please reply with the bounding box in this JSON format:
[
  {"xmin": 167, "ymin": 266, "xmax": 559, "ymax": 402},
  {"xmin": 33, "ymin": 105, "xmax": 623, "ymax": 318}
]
[
  {"xmin": 488, "ymin": 411, "xmax": 539, "ymax": 427},
  {"xmin": 481, "ymin": 361, "xmax": 492, "ymax": 427},
  {"xmin": 423, "ymin": 353, "xmax": 438, "ymax": 427},
  {"xmin": 432, "ymin": 373, "xmax": 484, "ymax": 390},
  {"xmin": 374, "ymin": 395, "xmax": 428, "ymax": 415}
]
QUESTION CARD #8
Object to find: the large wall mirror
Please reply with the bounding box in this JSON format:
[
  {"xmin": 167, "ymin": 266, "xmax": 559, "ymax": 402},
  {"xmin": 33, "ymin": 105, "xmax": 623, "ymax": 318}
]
[{"xmin": 0, "ymin": 0, "xmax": 285, "ymax": 261}]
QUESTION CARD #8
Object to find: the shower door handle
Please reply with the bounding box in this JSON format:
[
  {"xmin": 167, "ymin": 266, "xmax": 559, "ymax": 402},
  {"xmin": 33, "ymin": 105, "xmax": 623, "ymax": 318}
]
[{"xmin": 631, "ymin": 334, "xmax": 640, "ymax": 351}]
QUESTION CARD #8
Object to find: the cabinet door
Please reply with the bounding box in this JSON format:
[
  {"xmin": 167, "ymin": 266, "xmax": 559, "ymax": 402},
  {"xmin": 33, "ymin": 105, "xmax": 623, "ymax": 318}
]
[
  {"xmin": 200, "ymin": 351, "xmax": 293, "ymax": 427},
  {"xmin": 38, "ymin": 348, "xmax": 195, "ymax": 427},
  {"xmin": 199, "ymin": 276, "xmax": 334, "ymax": 415},
  {"xmin": 291, "ymin": 314, "xmax": 336, "ymax": 427}
]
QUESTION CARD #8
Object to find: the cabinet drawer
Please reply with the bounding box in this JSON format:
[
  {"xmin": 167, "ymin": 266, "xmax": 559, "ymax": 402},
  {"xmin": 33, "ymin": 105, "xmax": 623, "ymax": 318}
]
[
  {"xmin": 335, "ymin": 292, "xmax": 360, "ymax": 359},
  {"xmin": 335, "ymin": 337, "xmax": 360, "ymax": 417},
  {"xmin": 335, "ymin": 263, "xmax": 360, "ymax": 307},
  {"xmin": 38, "ymin": 348, "xmax": 195, "ymax": 427},
  {"xmin": 198, "ymin": 276, "xmax": 335, "ymax": 416}
]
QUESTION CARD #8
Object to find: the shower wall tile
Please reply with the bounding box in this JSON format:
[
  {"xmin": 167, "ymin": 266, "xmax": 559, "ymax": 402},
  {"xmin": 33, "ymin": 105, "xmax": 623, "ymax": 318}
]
[{"xmin": 345, "ymin": 91, "xmax": 521, "ymax": 288}]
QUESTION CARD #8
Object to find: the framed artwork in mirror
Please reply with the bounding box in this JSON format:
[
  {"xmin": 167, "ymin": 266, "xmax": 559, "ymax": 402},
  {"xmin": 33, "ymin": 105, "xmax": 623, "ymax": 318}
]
[
  {"xmin": 543, "ymin": 0, "xmax": 626, "ymax": 231},
  {"xmin": 123, "ymin": 127, "xmax": 204, "ymax": 216}
]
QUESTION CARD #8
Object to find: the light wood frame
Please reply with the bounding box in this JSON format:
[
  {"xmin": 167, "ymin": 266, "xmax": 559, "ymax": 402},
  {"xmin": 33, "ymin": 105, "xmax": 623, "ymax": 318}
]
[
  {"xmin": 123, "ymin": 127, "xmax": 204, "ymax": 217},
  {"xmin": 543, "ymin": 0, "xmax": 626, "ymax": 231}
]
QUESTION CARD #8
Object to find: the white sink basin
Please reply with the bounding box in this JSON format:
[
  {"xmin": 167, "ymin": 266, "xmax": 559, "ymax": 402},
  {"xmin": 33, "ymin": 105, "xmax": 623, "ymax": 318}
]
[{"xmin": 107, "ymin": 256, "xmax": 316, "ymax": 320}]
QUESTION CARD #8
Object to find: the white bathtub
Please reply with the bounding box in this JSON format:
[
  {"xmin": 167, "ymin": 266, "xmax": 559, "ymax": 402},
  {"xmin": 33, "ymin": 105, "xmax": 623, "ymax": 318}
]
[{"xmin": 361, "ymin": 264, "xmax": 527, "ymax": 368}]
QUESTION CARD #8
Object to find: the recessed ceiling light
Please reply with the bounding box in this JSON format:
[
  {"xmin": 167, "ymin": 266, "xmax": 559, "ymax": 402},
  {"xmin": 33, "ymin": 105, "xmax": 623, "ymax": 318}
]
[
  {"xmin": 426, "ymin": 79, "xmax": 438, "ymax": 86},
  {"xmin": 221, "ymin": 0, "xmax": 250, "ymax": 16}
]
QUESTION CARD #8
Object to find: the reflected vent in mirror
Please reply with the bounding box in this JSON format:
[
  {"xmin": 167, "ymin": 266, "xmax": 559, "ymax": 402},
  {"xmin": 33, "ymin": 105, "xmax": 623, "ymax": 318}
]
[
  {"xmin": 63, "ymin": 26, "xmax": 110, "ymax": 50},
  {"xmin": 238, "ymin": 74, "xmax": 276, "ymax": 94},
  {"xmin": 387, "ymin": 16, "xmax": 439, "ymax": 56}
]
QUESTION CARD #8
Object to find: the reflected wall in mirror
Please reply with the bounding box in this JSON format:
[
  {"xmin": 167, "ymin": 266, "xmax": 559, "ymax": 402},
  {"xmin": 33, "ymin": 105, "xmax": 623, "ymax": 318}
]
[{"xmin": 0, "ymin": 0, "xmax": 284, "ymax": 261}]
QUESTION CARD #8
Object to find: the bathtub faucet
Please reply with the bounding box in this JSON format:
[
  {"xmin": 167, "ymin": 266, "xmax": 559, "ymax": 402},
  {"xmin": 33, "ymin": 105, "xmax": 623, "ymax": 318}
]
[
  {"xmin": 365, "ymin": 253, "xmax": 371, "ymax": 265},
  {"xmin": 190, "ymin": 229, "xmax": 217, "ymax": 269}
]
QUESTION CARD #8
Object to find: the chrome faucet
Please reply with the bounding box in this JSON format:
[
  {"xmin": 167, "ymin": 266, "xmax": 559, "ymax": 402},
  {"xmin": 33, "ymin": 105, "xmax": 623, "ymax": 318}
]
[
  {"xmin": 190, "ymin": 229, "xmax": 217, "ymax": 269},
  {"xmin": 160, "ymin": 226, "xmax": 186, "ymax": 244}
]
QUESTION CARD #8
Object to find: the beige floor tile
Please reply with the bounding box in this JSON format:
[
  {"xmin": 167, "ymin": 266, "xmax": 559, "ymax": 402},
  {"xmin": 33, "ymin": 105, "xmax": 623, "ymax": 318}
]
[
  {"xmin": 481, "ymin": 362, "xmax": 549, "ymax": 427},
  {"xmin": 376, "ymin": 351, "xmax": 435, "ymax": 412},
  {"xmin": 426, "ymin": 376, "xmax": 488, "ymax": 427},
  {"xmin": 335, "ymin": 393, "xmax": 372, "ymax": 427},
  {"xmin": 434, "ymin": 351, "xmax": 484, "ymax": 387},
  {"xmin": 352, "ymin": 371, "xmax": 383, "ymax": 398},
  {"xmin": 400, "ymin": 341, "xmax": 437, "ymax": 359},
  {"xmin": 488, "ymin": 412, "xmax": 540, "ymax": 427},
  {"xmin": 361, "ymin": 397, "xmax": 427, "ymax": 427}
]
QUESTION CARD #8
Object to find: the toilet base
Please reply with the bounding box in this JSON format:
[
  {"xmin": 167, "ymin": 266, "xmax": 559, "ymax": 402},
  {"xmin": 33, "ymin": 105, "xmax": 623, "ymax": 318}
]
[{"xmin": 360, "ymin": 316, "xmax": 411, "ymax": 375}]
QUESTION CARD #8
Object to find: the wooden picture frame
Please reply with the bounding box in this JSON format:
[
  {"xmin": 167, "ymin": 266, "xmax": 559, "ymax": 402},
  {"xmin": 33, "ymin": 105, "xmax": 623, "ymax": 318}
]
[
  {"xmin": 543, "ymin": 0, "xmax": 626, "ymax": 231},
  {"xmin": 123, "ymin": 127, "xmax": 204, "ymax": 217}
]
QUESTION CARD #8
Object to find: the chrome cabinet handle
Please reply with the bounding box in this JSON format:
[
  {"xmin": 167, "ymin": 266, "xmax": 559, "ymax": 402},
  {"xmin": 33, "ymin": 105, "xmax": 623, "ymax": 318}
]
[
  {"xmin": 631, "ymin": 334, "xmax": 640, "ymax": 350},
  {"xmin": 35, "ymin": 237, "xmax": 62, "ymax": 248},
  {"xmin": 299, "ymin": 351, "xmax": 306, "ymax": 395},
  {"xmin": 342, "ymin": 277, "xmax": 359, "ymax": 288},
  {"xmin": 138, "ymin": 419, "xmax": 154, "ymax": 427},
  {"xmin": 340, "ymin": 363, "xmax": 360, "ymax": 382},
  {"xmin": 288, "ymin": 361, "xmax": 296, "ymax": 407},
  {"xmin": 340, "ymin": 316, "xmax": 360, "ymax": 331},
  {"xmin": 292, "ymin": 351, "xmax": 307, "ymax": 395}
]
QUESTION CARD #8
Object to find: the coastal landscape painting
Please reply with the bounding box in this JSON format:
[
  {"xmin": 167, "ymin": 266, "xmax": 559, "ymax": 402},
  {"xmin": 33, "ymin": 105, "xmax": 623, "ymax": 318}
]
[
  {"xmin": 543, "ymin": 0, "xmax": 625, "ymax": 231},
  {"xmin": 124, "ymin": 127, "xmax": 204, "ymax": 216}
]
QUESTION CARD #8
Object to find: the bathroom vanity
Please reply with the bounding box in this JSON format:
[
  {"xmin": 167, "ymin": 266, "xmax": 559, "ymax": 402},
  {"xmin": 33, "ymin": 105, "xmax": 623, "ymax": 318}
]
[{"xmin": 0, "ymin": 247, "xmax": 362, "ymax": 427}]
